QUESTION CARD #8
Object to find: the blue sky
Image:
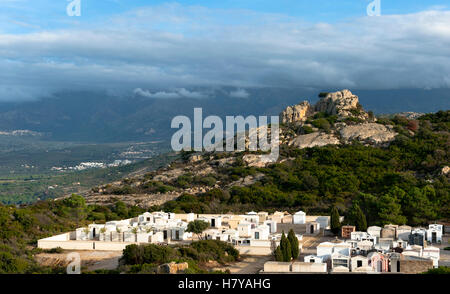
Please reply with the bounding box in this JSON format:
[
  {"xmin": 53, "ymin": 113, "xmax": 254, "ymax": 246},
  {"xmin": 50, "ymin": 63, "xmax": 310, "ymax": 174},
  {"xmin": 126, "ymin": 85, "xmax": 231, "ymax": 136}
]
[
  {"xmin": 0, "ymin": 1, "xmax": 450, "ymax": 100},
  {"xmin": 2, "ymin": 0, "xmax": 449, "ymax": 33}
]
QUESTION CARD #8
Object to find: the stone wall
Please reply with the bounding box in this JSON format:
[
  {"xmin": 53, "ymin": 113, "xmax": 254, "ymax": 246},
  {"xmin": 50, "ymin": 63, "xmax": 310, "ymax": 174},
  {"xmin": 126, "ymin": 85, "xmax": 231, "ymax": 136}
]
[
  {"xmin": 400, "ymin": 259, "xmax": 433, "ymax": 274},
  {"xmin": 263, "ymin": 262, "xmax": 291, "ymax": 272},
  {"xmin": 38, "ymin": 240, "xmax": 138, "ymax": 251}
]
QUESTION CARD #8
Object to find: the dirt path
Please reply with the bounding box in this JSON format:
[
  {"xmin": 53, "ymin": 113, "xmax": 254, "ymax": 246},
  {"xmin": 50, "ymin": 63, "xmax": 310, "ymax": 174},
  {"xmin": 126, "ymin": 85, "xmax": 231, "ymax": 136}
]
[{"xmin": 35, "ymin": 250, "xmax": 122, "ymax": 272}]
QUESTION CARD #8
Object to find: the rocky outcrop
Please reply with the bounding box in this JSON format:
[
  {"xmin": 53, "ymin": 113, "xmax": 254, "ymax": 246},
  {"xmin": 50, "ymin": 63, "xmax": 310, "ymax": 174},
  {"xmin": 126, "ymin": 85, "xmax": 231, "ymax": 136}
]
[
  {"xmin": 189, "ymin": 154, "xmax": 203, "ymax": 163},
  {"xmin": 228, "ymin": 173, "xmax": 265, "ymax": 187},
  {"xmin": 339, "ymin": 123, "xmax": 397, "ymax": 145},
  {"xmin": 213, "ymin": 157, "xmax": 236, "ymax": 167},
  {"xmin": 280, "ymin": 89, "xmax": 368, "ymax": 124},
  {"xmin": 289, "ymin": 132, "xmax": 340, "ymax": 149},
  {"xmin": 315, "ymin": 90, "xmax": 368, "ymax": 120},
  {"xmin": 315, "ymin": 90, "xmax": 357, "ymax": 114},
  {"xmin": 158, "ymin": 262, "xmax": 189, "ymax": 274},
  {"xmin": 280, "ymin": 101, "xmax": 312, "ymax": 123},
  {"xmin": 281, "ymin": 89, "xmax": 398, "ymax": 148},
  {"xmin": 243, "ymin": 154, "xmax": 274, "ymax": 167}
]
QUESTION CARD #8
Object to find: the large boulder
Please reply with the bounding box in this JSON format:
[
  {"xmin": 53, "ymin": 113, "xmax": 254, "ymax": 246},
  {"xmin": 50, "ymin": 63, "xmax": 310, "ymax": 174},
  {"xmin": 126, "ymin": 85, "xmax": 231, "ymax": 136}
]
[
  {"xmin": 315, "ymin": 89, "xmax": 367, "ymax": 119},
  {"xmin": 289, "ymin": 132, "xmax": 340, "ymax": 149},
  {"xmin": 158, "ymin": 262, "xmax": 189, "ymax": 274},
  {"xmin": 339, "ymin": 123, "xmax": 397, "ymax": 145},
  {"xmin": 280, "ymin": 101, "xmax": 312, "ymax": 123}
]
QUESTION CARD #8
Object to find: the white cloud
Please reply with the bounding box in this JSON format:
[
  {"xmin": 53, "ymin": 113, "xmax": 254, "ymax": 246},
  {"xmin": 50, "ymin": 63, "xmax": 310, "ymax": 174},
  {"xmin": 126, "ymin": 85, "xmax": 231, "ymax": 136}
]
[
  {"xmin": 229, "ymin": 88, "xmax": 250, "ymax": 98},
  {"xmin": 133, "ymin": 88, "xmax": 208, "ymax": 99},
  {"xmin": 0, "ymin": 4, "xmax": 450, "ymax": 101}
]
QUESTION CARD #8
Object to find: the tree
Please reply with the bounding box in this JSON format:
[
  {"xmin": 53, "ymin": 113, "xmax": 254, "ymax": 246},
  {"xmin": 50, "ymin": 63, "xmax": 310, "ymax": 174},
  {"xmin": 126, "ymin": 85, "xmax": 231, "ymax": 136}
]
[
  {"xmin": 62, "ymin": 194, "xmax": 87, "ymax": 223},
  {"xmin": 330, "ymin": 206, "xmax": 341, "ymax": 235},
  {"xmin": 274, "ymin": 246, "xmax": 283, "ymax": 262},
  {"xmin": 114, "ymin": 201, "xmax": 128, "ymax": 218},
  {"xmin": 63, "ymin": 194, "xmax": 86, "ymax": 208},
  {"xmin": 287, "ymin": 229, "xmax": 299, "ymax": 260},
  {"xmin": 356, "ymin": 193, "xmax": 378, "ymax": 226},
  {"xmin": 355, "ymin": 205, "xmax": 367, "ymax": 231},
  {"xmin": 347, "ymin": 203, "xmax": 367, "ymax": 231},
  {"xmin": 186, "ymin": 220, "xmax": 209, "ymax": 240},
  {"xmin": 400, "ymin": 187, "xmax": 436, "ymax": 226},
  {"xmin": 280, "ymin": 232, "xmax": 292, "ymax": 262},
  {"xmin": 378, "ymin": 194, "xmax": 407, "ymax": 225}
]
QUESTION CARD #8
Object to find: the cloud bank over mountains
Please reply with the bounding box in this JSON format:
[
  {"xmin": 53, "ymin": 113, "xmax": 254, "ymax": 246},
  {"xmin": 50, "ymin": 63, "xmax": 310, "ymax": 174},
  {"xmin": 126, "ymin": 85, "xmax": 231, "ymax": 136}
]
[{"xmin": 0, "ymin": 4, "xmax": 450, "ymax": 101}]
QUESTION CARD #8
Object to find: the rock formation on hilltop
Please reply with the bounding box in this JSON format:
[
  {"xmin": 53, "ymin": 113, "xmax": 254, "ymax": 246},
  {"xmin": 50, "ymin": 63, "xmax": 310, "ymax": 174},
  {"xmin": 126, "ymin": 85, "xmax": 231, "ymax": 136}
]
[
  {"xmin": 281, "ymin": 89, "xmax": 397, "ymax": 149},
  {"xmin": 280, "ymin": 101, "xmax": 313, "ymax": 124},
  {"xmin": 280, "ymin": 89, "xmax": 368, "ymax": 124},
  {"xmin": 314, "ymin": 89, "xmax": 369, "ymax": 120}
]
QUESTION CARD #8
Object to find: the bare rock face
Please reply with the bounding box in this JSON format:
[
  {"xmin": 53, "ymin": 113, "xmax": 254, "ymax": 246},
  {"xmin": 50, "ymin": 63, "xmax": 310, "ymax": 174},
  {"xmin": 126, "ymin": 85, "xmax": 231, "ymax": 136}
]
[
  {"xmin": 214, "ymin": 157, "xmax": 236, "ymax": 167},
  {"xmin": 229, "ymin": 173, "xmax": 265, "ymax": 187},
  {"xmin": 339, "ymin": 123, "xmax": 397, "ymax": 145},
  {"xmin": 243, "ymin": 154, "xmax": 272, "ymax": 167},
  {"xmin": 315, "ymin": 89, "xmax": 367, "ymax": 119},
  {"xmin": 158, "ymin": 262, "xmax": 189, "ymax": 274},
  {"xmin": 189, "ymin": 154, "xmax": 203, "ymax": 163},
  {"xmin": 280, "ymin": 101, "xmax": 312, "ymax": 123},
  {"xmin": 289, "ymin": 132, "xmax": 340, "ymax": 149}
]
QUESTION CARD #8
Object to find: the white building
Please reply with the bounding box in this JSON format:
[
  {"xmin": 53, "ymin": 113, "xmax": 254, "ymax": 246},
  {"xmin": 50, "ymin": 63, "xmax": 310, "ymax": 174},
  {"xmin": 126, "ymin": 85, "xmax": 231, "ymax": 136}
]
[
  {"xmin": 244, "ymin": 212, "xmax": 259, "ymax": 224},
  {"xmin": 397, "ymin": 225, "xmax": 412, "ymax": 241},
  {"xmin": 351, "ymin": 231, "xmax": 370, "ymax": 241},
  {"xmin": 39, "ymin": 210, "xmax": 308, "ymax": 253},
  {"xmin": 237, "ymin": 222, "xmax": 252, "ymax": 238},
  {"xmin": 331, "ymin": 252, "xmax": 350, "ymax": 269},
  {"xmin": 317, "ymin": 241, "xmax": 351, "ymax": 260},
  {"xmin": 253, "ymin": 225, "xmax": 270, "ymax": 240},
  {"xmin": 210, "ymin": 216, "xmax": 222, "ymax": 228},
  {"xmin": 426, "ymin": 224, "xmax": 443, "ymax": 243},
  {"xmin": 304, "ymin": 255, "xmax": 324, "ymax": 263},
  {"xmin": 315, "ymin": 216, "xmax": 330, "ymax": 230},
  {"xmin": 293, "ymin": 211, "xmax": 306, "ymax": 224},
  {"xmin": 263, "ymin": 220, "xmax": 277, "ymax": 234},
  {"xmin": 367, "ymin": 226, "xmax": 382, "ymax": 238},
  {"xmin": 350, "ymin": 255, "xmax": 369, "ymax": 272},
  {"xmin": 422, "ymin": 246, "xmax": 440, "ymax": 267}
]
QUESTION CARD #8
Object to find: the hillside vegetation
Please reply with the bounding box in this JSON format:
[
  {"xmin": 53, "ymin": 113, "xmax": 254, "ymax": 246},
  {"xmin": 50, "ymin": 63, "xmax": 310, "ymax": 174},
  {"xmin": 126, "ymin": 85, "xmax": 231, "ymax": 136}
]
[
  {"xmin": 0, "ymin": 100, "xmax": 448, "ymax": 273},
  {"xmin": 0, "ymin": 194, "xmax": 145, "ymax": 273},
  {"xmin": 149, "ymin": 110, "xmax": 449, "ymax": 226}
]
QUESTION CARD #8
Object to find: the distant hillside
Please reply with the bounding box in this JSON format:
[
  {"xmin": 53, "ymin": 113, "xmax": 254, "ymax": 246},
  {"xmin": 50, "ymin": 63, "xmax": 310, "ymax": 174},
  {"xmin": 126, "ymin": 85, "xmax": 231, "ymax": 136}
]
[{"xmin": 0, "ymin": 88, "xmax": 448, "ymax": 143}]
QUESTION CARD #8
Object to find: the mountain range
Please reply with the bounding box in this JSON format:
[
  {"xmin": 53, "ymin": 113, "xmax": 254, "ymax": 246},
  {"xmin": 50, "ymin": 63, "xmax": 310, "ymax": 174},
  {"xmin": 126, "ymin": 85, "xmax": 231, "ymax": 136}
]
[{"xmin": 0, "ymin": 88, "xmax": 449, "ymax": 143}]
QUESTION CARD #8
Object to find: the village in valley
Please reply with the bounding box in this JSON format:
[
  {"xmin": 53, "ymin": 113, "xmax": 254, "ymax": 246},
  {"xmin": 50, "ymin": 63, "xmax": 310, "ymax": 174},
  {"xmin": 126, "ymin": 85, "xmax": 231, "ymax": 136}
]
[{"xmin": 38, "ymin": 210, "xmax": 449, "ymax": 274}]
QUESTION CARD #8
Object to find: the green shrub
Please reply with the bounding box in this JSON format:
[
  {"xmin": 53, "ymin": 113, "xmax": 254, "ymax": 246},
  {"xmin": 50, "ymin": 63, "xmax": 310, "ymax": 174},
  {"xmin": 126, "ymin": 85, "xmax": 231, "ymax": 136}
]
[
  {"xmin": 44, "ymin": 247, "xmax": 64, "ymax": 254},
  {"xmin": 422, "ymin": 267, "xmax": 450, "ymax": 274},
  {"xmin": 122, "ymin": 244, "xmax": 178, "ymax": 265},
  {"xmin": 311, "ymin": 118, "xmax": 331, "ymax": 132}
]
